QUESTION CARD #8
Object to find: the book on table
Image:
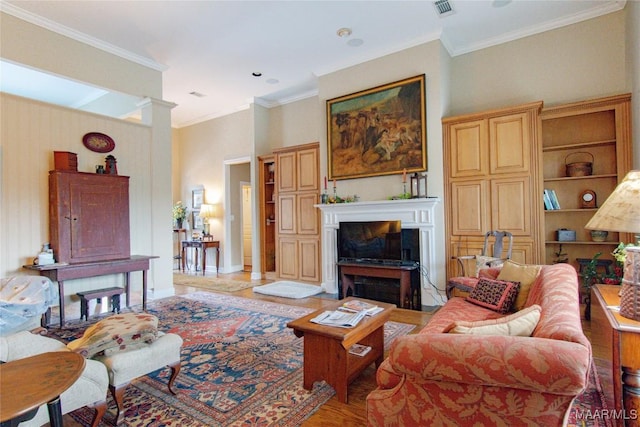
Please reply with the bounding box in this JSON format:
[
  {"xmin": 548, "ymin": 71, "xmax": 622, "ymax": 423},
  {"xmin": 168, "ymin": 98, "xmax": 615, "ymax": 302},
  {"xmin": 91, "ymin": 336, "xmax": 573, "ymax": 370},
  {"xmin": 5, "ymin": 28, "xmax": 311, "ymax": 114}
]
[
  {"xmin": 310, "ymin": 310, "xmax": 367, "ymax": 328},
  {"xmin": 340, "ymin": 300, "xmax": 384, "ymax": 316},
  {"xmin": 348, "ymin": 343, "xmax": 372, "ymax": 357}
]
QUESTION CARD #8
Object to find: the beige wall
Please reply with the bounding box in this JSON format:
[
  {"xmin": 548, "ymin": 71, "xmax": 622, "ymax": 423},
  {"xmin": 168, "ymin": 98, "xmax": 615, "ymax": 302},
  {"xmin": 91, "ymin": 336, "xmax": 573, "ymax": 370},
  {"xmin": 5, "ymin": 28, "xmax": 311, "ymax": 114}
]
[
  {"xmin": 0, "ymin": 13, "xmax": 173, "ymax": 305},
  {"xmin": 174, "ymin": 109, "xmax": 252, "ymax": 272},
  {"xmin": 449, "ymin": 11, "xmax": 626, "ymax": 115},
  {"xmin": 267, "ymin": 97, "xmax": 322, "ymax": 151},
  {"xmin": 0, "ymin": 93, "xmax": 155, "ymax": 298},
  {"xmin": 0, "ymin": 12, "xmax": 162, "ymax": 100}
]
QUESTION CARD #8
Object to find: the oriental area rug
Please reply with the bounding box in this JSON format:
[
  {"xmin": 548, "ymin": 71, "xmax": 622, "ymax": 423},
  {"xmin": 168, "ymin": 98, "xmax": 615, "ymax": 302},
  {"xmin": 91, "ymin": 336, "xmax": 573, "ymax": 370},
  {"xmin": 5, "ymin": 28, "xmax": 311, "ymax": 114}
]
[
  {"xmin": 47, "ymin": 292, "xmax": 414, "ymax": 426},
  {"xmin": 172, "ymin": 273, "xmax": 256, "ymax": 292}
]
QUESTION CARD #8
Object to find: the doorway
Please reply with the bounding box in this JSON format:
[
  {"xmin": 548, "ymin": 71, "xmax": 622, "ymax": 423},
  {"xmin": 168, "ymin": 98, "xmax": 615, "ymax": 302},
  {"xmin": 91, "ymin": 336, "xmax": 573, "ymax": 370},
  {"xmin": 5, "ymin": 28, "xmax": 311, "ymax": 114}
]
[{"xmin": 241, "ymin": 182, "xmax": 252, "ymax": 271}]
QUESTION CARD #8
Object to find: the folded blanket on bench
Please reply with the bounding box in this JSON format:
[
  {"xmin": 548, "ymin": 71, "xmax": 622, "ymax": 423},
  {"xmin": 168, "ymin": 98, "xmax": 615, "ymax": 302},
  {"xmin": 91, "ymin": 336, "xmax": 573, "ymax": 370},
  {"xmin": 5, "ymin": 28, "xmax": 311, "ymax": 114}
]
[{"xmin": 68, "ymin": 313, "xmax": 158, "ymax": 358}]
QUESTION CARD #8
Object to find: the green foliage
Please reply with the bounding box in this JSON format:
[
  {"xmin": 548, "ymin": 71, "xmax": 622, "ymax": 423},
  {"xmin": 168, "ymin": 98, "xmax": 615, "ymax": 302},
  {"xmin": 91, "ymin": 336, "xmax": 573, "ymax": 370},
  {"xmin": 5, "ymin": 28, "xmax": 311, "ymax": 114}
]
[{"xmin": 173, "ymin": 201, "xmax": 188, "ymax": 221}]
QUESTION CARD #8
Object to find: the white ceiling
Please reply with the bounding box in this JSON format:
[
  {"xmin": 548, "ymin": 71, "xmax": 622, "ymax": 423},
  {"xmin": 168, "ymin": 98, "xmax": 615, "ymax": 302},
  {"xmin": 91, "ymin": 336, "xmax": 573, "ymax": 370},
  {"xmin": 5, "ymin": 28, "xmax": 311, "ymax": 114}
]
[{"xmin": 0, "ymin": 0, "xmax": 626, "ymax": 128}]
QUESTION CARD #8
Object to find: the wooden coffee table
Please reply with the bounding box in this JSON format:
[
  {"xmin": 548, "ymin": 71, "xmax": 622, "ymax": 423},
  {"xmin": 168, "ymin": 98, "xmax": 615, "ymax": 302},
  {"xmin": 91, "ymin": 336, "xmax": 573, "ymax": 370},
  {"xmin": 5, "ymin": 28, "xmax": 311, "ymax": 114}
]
[
  {"xmin": 287, "ymin": 297, "xmax": 395, "ymax": 403},
  {"xmin": 0, "ymin": 352, "xmax": 85, "ymax": 427}
]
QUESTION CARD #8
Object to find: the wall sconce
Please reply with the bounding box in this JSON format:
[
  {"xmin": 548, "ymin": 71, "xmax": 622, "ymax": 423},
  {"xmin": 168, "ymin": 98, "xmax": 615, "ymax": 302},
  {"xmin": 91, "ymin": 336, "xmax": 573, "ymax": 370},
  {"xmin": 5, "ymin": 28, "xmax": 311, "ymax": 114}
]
[
  {"xmin": 585, "ymin": 170, "xmax": 640, "ymax": 321},
  {"xmin": 410, "ymin": 173, "xmax": 428, "ymax": 198},
  {"xmin": 199, "ymin": 204, "xmax": 217, "ymax": 236}
]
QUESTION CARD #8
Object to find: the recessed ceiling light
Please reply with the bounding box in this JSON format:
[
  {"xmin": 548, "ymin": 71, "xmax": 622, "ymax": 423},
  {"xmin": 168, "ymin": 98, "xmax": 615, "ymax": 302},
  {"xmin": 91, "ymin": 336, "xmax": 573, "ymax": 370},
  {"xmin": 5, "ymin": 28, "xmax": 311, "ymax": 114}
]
[
  {"xmin": 347, "ymin": 38, "xmax": 364, "ymax": 47},
  {"xmin": 189, "ymin": 91, "xmax": 206, "ymax": 98},
  {"xmin": 266, "ymin": 78, "xmax": 279, "ymax": 85},
  {"xmin": 336, "ymin": 27, "xmax": 352, "ymax": 38},
  {"xmin": 252, "ymin": 72, "xmax": 262, "ymax": 77}
]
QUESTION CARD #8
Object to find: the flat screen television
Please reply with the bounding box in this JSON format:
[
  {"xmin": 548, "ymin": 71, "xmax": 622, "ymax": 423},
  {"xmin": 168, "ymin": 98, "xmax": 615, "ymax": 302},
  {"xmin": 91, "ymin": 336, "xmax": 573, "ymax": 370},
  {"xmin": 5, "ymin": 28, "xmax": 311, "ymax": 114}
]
[
  {"xmin": 338, "ymin": 221, "xmax": 401, "ymax": 261},
  {"xmin": 337, "ymin": 221, "xmax": 419, "ymax": 264}
]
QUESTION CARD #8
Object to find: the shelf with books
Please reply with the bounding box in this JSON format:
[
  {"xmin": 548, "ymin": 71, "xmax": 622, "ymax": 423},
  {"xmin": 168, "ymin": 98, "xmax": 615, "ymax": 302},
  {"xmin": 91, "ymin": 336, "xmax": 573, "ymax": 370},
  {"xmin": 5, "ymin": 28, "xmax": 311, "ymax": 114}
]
[{"xmin": 540, "ymin": 94, "xmax": 632, "ymax": 269}]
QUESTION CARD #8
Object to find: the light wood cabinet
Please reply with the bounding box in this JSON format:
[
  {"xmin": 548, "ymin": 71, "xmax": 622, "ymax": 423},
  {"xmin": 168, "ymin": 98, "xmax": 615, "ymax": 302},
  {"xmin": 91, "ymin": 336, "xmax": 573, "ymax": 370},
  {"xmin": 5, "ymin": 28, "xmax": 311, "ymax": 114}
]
[
  {"xmin": 49, "ymin": 171, "xmax": 130, "ymax": 264},
  {"xmin": 541, "ymin": 94, "xmax": 632, "ymax": 269},
  {"xmin": 258, "ymin": 155, "xmax": 276, "ymax": 275},
  {"xmin": 273, "ymin": 142, "xmax": 321, "ymax": 283},
  {"xmin": 443, "ymin": 102, "xmax": 543, "ymax": 280}
]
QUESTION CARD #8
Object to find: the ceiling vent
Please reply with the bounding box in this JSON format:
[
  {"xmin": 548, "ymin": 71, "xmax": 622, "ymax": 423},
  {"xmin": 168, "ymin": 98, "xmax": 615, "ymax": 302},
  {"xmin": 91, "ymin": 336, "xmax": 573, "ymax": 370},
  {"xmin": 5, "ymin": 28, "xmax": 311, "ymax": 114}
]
[{"xmin": 433, "ymin": 0, "xmax": 455, "ymax": 17}]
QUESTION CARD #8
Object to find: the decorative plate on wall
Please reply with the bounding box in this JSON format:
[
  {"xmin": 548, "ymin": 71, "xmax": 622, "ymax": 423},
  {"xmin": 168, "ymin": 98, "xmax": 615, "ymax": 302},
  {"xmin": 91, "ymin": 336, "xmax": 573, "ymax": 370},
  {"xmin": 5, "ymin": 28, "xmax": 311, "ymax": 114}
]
[{"xmin": 82, "ymin": 132, "xmax": 115, "ymax": 153}]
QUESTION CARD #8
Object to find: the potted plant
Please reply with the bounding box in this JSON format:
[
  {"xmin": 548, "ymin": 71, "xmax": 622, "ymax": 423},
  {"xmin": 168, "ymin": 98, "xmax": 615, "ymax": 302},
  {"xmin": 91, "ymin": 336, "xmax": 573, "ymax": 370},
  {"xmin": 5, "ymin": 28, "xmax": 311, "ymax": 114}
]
[{"xmin": 173, "ymin": 201, "xmax": 188, "ymax": 229}]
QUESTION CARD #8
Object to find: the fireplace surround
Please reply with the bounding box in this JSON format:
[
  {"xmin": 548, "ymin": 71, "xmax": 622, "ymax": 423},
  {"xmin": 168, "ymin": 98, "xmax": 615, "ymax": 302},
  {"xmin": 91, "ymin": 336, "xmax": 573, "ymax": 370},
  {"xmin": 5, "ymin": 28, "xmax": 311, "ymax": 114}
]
[{"xmin": 317, "ymin": 198, "xmax": 440, "ymax": 307}]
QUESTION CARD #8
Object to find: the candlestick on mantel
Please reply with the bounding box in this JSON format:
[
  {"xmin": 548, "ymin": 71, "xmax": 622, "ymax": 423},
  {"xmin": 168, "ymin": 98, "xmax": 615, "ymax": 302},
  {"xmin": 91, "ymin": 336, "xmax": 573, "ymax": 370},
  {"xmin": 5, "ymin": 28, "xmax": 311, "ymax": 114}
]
[
  {"xmin": 402, "ymin": 168, "xmax": 407, "ymax": 183},
  {"xmin": 333, "ymin": 179, "xmax": 336, "ymax": 189}
]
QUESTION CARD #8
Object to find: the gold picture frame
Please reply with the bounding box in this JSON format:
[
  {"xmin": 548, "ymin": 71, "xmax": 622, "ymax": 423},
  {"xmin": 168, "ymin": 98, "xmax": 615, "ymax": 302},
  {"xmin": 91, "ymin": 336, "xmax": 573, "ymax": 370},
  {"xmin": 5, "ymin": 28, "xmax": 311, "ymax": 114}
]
[{"xmin": 327, "ymin": 74, "xmax": 427, "ymax": 180}]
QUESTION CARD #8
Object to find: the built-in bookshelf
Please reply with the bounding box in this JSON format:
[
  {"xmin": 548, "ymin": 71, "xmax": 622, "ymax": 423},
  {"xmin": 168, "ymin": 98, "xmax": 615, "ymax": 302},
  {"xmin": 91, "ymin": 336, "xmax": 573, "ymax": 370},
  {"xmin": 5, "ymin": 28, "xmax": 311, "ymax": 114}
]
[{"xmin": 541, "ymin": 94, "xmax": 632, "ymax": 267}]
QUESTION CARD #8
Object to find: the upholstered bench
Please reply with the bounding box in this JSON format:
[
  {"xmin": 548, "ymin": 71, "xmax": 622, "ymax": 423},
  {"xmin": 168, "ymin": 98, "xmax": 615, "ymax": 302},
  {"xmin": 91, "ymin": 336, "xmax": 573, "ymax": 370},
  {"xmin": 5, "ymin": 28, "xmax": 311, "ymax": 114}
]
[{"xmin": 68, "ymin": 313, "xmax": 183, "ymax": 425}]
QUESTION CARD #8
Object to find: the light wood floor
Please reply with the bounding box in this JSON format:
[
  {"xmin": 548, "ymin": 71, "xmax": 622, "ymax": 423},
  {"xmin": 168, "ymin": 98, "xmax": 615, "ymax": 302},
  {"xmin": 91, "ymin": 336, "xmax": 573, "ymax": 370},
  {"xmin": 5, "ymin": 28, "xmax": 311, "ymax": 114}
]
[{"xmin": 60, "ymin": 269, "xmax": 601, "ymax": 426}]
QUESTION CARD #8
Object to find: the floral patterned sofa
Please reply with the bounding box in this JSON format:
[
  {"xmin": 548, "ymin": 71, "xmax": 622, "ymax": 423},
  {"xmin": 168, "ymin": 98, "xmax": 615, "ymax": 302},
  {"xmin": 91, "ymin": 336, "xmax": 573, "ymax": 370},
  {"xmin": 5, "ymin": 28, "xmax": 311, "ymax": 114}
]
[{"xmin": 366, "ymin": 263, "xmax": 591, "ymax": 426}]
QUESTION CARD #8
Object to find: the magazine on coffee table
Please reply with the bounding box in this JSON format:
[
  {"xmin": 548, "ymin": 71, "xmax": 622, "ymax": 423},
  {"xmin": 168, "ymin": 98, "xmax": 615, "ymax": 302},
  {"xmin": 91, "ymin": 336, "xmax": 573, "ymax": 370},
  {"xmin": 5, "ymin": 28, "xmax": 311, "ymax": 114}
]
[
  {"xmin": 310, "ymin": 309, "xmax": 367, "ymax": 328},
  {"xmin": 340, "ymin": 300, "xmax": 384, "ymax": 316}
]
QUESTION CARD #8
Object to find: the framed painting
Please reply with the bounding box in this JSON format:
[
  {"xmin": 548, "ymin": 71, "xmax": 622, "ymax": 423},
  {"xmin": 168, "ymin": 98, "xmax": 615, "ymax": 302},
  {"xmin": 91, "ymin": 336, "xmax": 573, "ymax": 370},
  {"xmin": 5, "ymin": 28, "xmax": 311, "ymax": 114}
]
[
  {"xmin": 192, "ymin": 188, "xmax": 204, "ymax": 210},
  {"xmin": 327, "ymin": 74, "xmax": 427, "ymax": 180},
  {"xmin": 192, "ymin": 211, "xmax": 203, "ymax": 229}
]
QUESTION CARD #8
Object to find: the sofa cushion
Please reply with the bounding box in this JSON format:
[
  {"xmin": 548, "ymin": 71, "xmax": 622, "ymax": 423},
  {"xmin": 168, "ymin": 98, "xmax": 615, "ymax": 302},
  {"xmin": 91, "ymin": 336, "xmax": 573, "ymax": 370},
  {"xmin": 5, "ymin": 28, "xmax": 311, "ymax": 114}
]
[
  {"xmin": 467, "ymin": 278, "xmax": 520, "ymax": 313},
  {"xmin": 444, "ymin": 304, "xmax": 541, "ymax": 336},
  {"xmin": 67, "ymin": 313, "xmax": 158, "ymax": 358},
  {"xmin": 497, "ymin": 260, "xmax": 541, "ymax": 310}
]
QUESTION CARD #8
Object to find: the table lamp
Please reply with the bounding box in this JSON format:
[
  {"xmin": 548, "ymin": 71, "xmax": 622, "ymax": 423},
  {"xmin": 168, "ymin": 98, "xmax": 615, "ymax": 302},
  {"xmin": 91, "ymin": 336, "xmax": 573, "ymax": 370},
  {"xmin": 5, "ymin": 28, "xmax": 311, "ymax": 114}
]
[
  {"xmin": 199, "ymin": 204, "xmax": 216, "ymax": 236},
  {"xmin": 585, "ymin": 170, "xmax": 640, "ymax": 321}
]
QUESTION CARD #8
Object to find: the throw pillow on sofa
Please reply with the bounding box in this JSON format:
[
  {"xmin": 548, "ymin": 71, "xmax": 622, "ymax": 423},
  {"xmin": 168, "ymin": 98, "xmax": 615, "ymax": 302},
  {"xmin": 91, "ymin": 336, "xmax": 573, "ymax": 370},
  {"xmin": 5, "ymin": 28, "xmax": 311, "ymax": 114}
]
[
  {"xmin": 466, "ymin": 278, "xmax": 520, "ymax": 314},
  {"xmin": 497, "ymin": 260, "xmax": 541, "ymax": 311},
  {"xmin": 444, "ymin": 304, "xmax": 542, "ymax": 336}
]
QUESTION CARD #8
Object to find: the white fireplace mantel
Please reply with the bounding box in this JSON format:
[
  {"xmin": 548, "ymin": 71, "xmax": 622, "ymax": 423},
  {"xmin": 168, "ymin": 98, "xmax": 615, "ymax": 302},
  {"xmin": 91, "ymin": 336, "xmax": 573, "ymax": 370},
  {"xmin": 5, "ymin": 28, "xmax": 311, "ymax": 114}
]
[{"xmin": 317, "ymin": 198, "xmax": 440, "ymax": 306}]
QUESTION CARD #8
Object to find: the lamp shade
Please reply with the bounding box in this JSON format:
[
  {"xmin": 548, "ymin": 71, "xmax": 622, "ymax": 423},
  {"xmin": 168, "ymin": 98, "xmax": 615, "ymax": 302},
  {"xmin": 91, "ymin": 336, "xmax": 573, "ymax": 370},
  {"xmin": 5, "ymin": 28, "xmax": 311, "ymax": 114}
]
[
  {"xmin": 584, "ymin": 171, "xmax": 640, "ymax": 233},
  {"xmin": 199, "ymin": 204, "xmax": 216, "ymax": 219}
]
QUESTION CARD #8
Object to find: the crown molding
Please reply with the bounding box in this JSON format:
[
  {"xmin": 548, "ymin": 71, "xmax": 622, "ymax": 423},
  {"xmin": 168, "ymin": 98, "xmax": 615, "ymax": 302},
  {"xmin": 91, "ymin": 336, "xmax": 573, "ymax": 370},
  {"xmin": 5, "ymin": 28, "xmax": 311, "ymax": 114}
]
[
  {"xmin": 449, "ymin": 0, "xmax": 627, "ymax": 56},
  {"xmin": 1, "ymin": 3, "xmax": 168, "ymax": 72}
]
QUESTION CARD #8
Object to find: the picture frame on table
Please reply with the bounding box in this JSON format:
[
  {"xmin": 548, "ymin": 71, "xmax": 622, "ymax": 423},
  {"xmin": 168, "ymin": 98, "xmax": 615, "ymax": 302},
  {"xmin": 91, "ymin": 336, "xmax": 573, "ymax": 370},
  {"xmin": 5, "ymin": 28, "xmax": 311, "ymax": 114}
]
[{"xmin": 326, "ymin": 74, "xmax": 427, "ymax": 180}]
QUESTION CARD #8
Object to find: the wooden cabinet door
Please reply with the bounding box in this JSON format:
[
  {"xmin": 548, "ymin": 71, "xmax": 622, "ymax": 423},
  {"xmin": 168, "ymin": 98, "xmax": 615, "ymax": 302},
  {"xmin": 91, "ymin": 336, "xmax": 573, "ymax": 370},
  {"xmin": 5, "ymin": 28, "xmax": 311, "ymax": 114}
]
[
  {"xmin": 450, "ymin": 180, "xmax": 489, "ymax": 235},
  {"xmin": 278, "ymin": 238, "xmax": 298, "ymax": 279},
  {"xmin": 277, "ymin": 151, "xmax": 296, "ymax": 193},
  {"xmin": 490, "ymin": 176, "xmax": 530, "ymax": 235},
  {"xmin": 449, "ymin": 119, "xmax": 488, "ymax": 178},
  {"xmin": 297, "ymin": 193, "xmax": 319, "ymax": 235},
  {"xmin": 298, "ymin": 239, "xmax": 320, "ymax": 282},
  {"xmin": 297, "ymin": 148, "xmax": 319, "ymax": 192},
  {"xmin": 50, "ymin": 171, "xmax": 130, "ymax": 264},
  {"xmin": 70, "ymin": 178, "xmax": 129, "ymax": 261},
  {"xmin": 489, "ymin": 112, "xmax": 531, "ymax": 175},
  {"xmin": 278, "ymin": 194, "xmax": 296, "ymax": 234}
]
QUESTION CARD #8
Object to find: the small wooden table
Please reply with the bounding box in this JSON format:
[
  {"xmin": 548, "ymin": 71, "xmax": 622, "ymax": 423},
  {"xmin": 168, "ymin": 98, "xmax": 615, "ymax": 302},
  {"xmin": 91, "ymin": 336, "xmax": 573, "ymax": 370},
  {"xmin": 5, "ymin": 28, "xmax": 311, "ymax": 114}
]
[
  {"xmin": 287, "ymin": 297, "xmax": 395, "ymax": 403},
  {"xmin": 591, "ymin": 284, "xmax": 640, "ymax": 426},
  {"xmin": 24, "ymin": 255, "xmax": 157, "ymax": 327},
  {"xmin": 181, "ymin": 240, "xmax": 220, "ymax": 276},
  {"xmin": 0, "ymin": 352, "xmax": 85, "ymax": 427}
]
